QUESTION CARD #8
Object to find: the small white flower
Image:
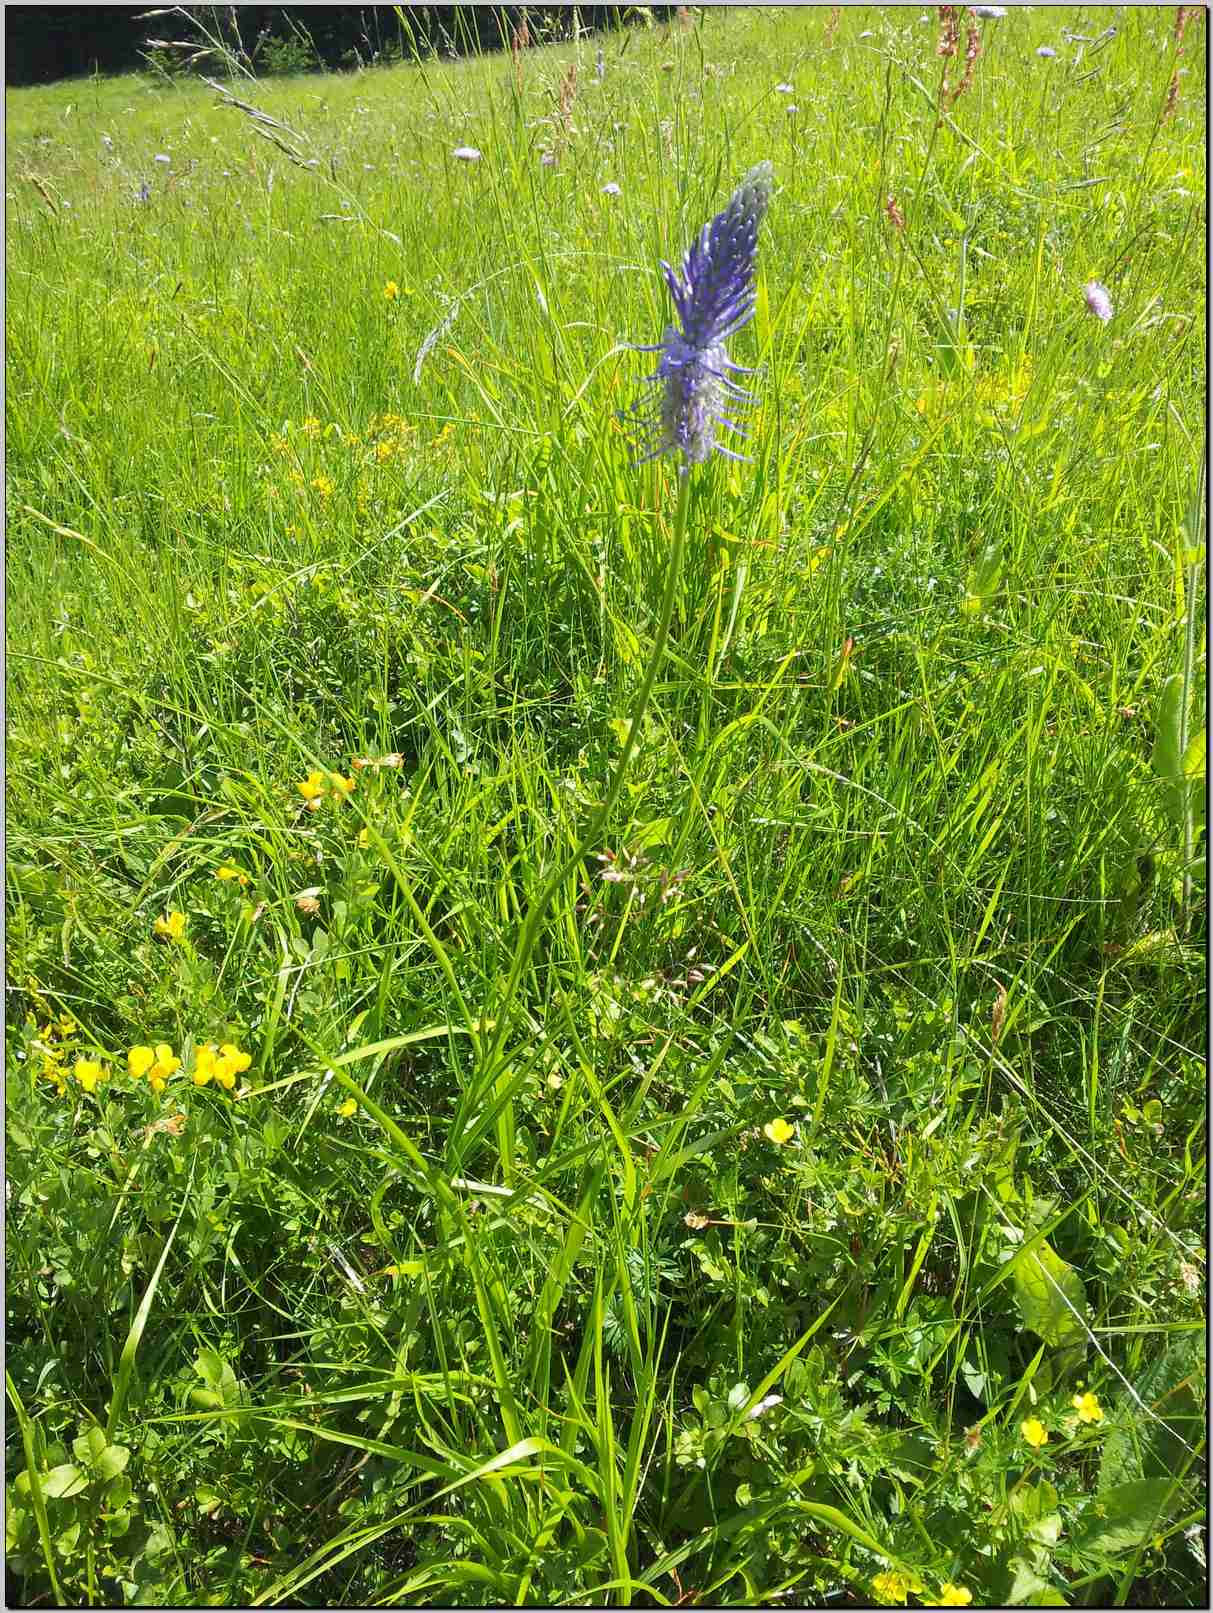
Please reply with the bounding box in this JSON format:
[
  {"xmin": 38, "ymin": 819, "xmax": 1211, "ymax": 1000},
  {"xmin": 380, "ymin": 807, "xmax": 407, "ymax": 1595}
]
[
  {"xmin": 452, "ymin": 145, "xmax": 482, "ymax": 162},
  {"xmin": 747, "ymin": 1394, "xmax": 783, "ymax": 1421}
]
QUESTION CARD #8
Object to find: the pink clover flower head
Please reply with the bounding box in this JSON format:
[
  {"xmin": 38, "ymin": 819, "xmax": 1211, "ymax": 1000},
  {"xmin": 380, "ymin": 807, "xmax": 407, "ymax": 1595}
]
[
  {"xmin": 622, "ymin": 162, "xmax": 773, "ymax": 469},
  {"xmin": 452, "ymin": 146, "xmax": 482, "ymax": 162},
  {"xmin": 1083, "ymin": 280, "xmax": 1114, "ymax": 322}
]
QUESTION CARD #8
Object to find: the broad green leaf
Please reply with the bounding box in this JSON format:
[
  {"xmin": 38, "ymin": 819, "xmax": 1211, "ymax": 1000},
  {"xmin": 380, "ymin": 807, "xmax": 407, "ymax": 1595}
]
[
  {"xmin": 71, "ymin": 1425, "xmax": 108, "ymax": 1468},
  {"xmin": 1009, "ymin": 1238, "xmax": 1089, "ymax": 1351},
  {"xmin": 1151, "ymin": 673, "xmax": 1202, "ymax": 829},
  {"xmin": 1099, "ymin": 1331, "xmax": 1205, "ymax": 1490},
  {"xmin": 963, "ymin": 538, "xmax": 1004, "ymax": 615},
  {"xmin": 41, "ymin": 1463, "xmax": 89, "ymax": 1501},
  {"xmin": 96, "ymin": 1444, "xmax": 130, "ymax": 1481},
  {"xmin": 1071, "ymin": 1478, "xmax": 1174, "ymax": 1560}
]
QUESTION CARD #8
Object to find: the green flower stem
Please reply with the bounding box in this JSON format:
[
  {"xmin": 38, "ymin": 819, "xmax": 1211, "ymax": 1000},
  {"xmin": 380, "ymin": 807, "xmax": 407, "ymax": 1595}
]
[{"xmin": 481, "ymin": 470, "xmax": 694, "ymax": 1082}]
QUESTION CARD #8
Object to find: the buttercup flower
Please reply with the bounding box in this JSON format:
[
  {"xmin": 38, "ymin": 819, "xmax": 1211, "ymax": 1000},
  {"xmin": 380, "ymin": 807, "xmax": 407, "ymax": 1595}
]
[
  {"xmin": 73, "ymin": 1058, "xmax": 105, "ymax": 1095},
  {"xmin": 215, "ymin": 864, "xmax": 250, "ymax": 887},
  {"xmin": 383, "ymin": 280, "xmax": 400, "ymax": 300},
  {"xmin": 937, "ymin": 1586, "xmax": 973, "ymax": 1607},
  {"xmin": 1083, "ymin": 280, "xmax": 1113, "ymax": 322},
  {"xmin": 1073, "ymin": 1391, "xmax": 1104, "ymax": 1424},
  {"xmin": 623, "ymin": 162, "xmax": 773, "ymax": 467},
  {"xmin": 154, "ymin": 910, "xmax": 187, "ymax": 942},
  {"xmin": 872, "ymin": 1571, "xmax": 915, "ymax": 1605},
  {"xmin": 763, "ymin": 1116, "xmax": 795, "ymax": 1145},
  {"xmin": 337, "ymin": 1098, "xmax": 357, "ymax": 1118},
  {"xmin": 1021, "ymin": 1416, "xmax": 1049, "ymax": 1448}
]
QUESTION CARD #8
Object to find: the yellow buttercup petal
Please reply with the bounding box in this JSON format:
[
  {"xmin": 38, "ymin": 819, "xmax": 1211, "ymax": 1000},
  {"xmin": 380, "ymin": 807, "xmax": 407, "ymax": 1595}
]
[{"xmin": 762, "ymin": 1116, "xmax": 795, "ymax": 1145}]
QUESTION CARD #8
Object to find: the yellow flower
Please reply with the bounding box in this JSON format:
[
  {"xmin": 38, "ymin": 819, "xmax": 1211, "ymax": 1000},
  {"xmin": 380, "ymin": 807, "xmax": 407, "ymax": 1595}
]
[
  {"xmin": 762, "ymin": 1116, "xmax": 795, "ymax": 1145},
  {"xmin": 310, "ymin": 474, "xmax": 335, "ymax": 499},
  {"xmin": 375, "ymin": 438, "xmax": 396, "ymax": 463},
  {"xmin": 328, "ymin": 773, "xmax": 355, "ymax": 799},
  {"xmin": 937, "ymin": 1585, "xmax": 972, "ymax": 1607},
  {"xmin": 337, "ymin": 1098, "xmax": 357, "ymax": 1118},
  {"xmin": 58, "ymin": 1016, "xmax": 78, "ymax": 1037},
  {"xmin": 872, "ymin": 1572, "xmax": 911, "ymax": 1605},
  {"xmin": 298, "ymin": 770, "xmax": 327, "ymax": 802},
  {"xmin": 212, "ymin": 1043, "xmax": 252, "ymax": 1089},
  {"xmin": 192, "ymin": 1044, "xmax": 217, "ymax": 1086},
  {"xmin": 128, "ymin": 1045, "xmax": 156, "ymax": 1079},
  {"xmin": 154, "ymin": 910, "xmax": 187, "ymax": 942},
  {"xmin": 1021, "ymin": 1417, "xmax": 1049, "ymax": 1449},
  {"xmin": 301, "ymin": 415, "xmax": 324, "ymax": 438},
  {"xmin": 149, "ymin": 1044, "xmax": 181, "ymax": 1093},
  {"xmin": 383, "ymin": 280, "xmax": 400, "ymax": 300},
  {"xmin": 73, "ymin": 1058, "xmax": 105, "ymax": 1095},
  {"xmin": 216, "ymin": 864, "xmax": 250, "ymax": 888},
  {"xmin": 1072, "ymin": 1391, "xmax": 1104, "ymax": 1424}
]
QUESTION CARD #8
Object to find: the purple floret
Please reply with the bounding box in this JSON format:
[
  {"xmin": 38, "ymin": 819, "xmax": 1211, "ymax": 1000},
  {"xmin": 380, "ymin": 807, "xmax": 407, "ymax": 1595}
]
[{"xmin": 623, "ymin": 162, "xmax": 773, "ymax": 467}]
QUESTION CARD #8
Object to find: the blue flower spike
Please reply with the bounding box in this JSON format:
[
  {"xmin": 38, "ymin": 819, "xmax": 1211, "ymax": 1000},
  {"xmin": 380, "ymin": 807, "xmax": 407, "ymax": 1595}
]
[{"xmin": 625, "ymin": 162, "xmax": 773, "ymax": 470}]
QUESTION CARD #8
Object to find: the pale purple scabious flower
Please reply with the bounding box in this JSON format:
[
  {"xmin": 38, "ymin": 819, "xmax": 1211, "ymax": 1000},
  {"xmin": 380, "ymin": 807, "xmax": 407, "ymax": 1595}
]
[
  {"xmin": 775, "ymin": 82, "xmax": 794, "ymax": 93},
  {"xmin": 602, "ymin": 181, "xmax": 621, "ymax": 195},
  {"xmin": 623, "ymin": 162, "xmax": 773, "ymax": 468},
  {"xmin": 973, "ymin": 6, "xmax": 1007, "ymax": 18},
  {"xmin": 1084, "ymin": 280, "xmax": 1114, "ymax": 322},
  {"xmin": 136, "ymin": 181, "xmax": 151, "ymax": 203},
  {"xmin": 1036, "ymin": 45, "xmax": 1057, "ymax": 57},
  {"xmin": 154, "ymin": 152, "xmax": 171, "ymax": 165},
  {"xmin": 452, "ymin": 146, "xmax": 481, "ymax": 162},
  {"xmin": 595, "ymin": 47, "xmax": 605, "ymax": 81}
]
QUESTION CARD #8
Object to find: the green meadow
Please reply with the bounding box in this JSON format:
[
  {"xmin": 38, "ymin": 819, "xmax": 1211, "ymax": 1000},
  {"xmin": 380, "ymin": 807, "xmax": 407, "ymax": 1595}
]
[{"xmin": 5, "ymin": 5, "xmax": 1206, "ymax": 1605}]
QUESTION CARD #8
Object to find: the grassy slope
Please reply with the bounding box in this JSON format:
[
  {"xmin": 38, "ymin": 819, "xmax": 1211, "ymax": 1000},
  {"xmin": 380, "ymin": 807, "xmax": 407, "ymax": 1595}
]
[{"xmin": 6, "ymin": 6, "xmax": 1206, "ymax": 1607}]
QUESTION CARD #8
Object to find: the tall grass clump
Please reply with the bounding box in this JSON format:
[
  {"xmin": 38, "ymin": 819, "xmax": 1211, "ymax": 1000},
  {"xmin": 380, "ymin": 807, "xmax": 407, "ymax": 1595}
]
[{"xmin": 6, "ymin": 6, "xmax": 1206, "ymax": 1607}]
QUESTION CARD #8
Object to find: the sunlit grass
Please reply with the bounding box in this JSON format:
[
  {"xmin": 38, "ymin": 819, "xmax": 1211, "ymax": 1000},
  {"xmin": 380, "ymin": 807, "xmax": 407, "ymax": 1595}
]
[{"xmin": 6, "ymin": 6, "xmax": 1206, "ymax": 1607}]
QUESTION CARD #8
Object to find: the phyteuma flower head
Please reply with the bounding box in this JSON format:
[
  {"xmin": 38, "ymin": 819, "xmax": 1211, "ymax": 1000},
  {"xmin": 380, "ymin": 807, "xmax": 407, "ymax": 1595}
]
[{"xmin": 623, "ymin": 162, "xmax": 773, "ymax": 470}]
